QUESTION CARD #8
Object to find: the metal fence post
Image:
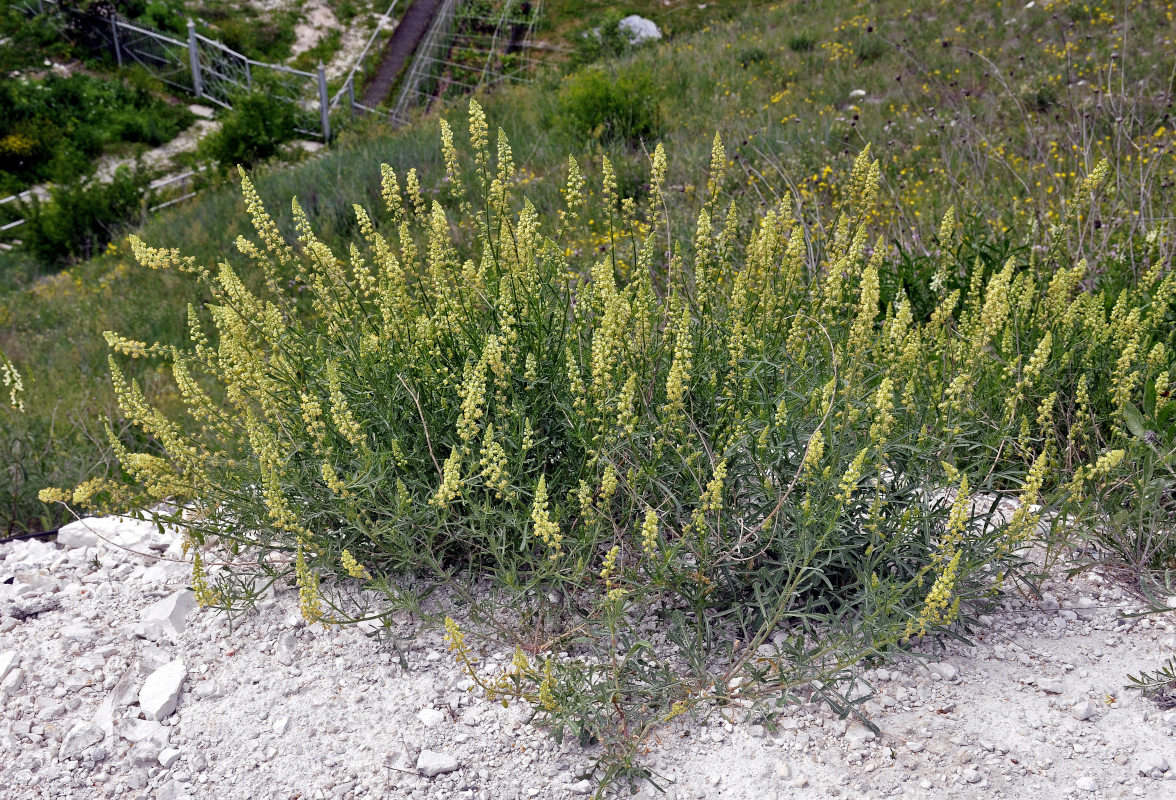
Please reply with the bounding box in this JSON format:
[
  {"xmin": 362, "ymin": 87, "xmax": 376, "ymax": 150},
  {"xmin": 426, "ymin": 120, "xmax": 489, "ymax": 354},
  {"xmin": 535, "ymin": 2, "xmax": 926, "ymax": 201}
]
[
  {"xmin": 187, "ymin": 20, "xmax": 203, "ymax": 98},
  {"xmin": 318, "ymin": 63, "xmax": 330, "ymax": 141},
  {"xmin": 347, "ymin": 77, "xmax": 356, "ymax": 116},
  {"xmin": 111, "ymin": 17, "xmax": 123, "ymax": 66}
]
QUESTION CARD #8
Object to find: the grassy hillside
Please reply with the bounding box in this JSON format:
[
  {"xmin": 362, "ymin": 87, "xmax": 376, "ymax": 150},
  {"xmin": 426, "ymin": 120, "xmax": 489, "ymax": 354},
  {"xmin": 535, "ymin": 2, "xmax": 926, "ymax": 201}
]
[
  {"xmin": 1, "ymin": 0, "xmax": 1173, "ymax": 533},
  {"xmin": 3, "ymin": 2, "xmax": 1176, "ymax": 784}
]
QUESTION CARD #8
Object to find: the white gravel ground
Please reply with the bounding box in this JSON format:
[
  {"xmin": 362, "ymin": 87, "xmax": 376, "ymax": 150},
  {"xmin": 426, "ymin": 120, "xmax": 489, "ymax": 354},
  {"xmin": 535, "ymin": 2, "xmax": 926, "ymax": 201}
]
[{"xmin": 2, "ymin": 515, "xmax": 1176, "ymax": 799}]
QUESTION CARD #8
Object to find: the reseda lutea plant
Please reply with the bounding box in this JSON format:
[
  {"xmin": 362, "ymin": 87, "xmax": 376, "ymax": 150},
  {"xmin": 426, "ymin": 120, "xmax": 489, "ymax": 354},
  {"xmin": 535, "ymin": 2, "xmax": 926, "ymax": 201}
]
[{"xmin": 57, "ymin": 102, "xmax": 1144, "ymax": 787}]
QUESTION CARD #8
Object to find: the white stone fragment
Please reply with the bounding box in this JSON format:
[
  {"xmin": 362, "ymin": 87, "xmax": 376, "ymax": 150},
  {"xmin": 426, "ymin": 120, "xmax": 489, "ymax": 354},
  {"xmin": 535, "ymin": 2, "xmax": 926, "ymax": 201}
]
[
  {"xmin": 129, "ymin": 739, "xmax": 164, "ymax": 765},
  {"xmin": 1, "ymin": 667, "xmax": 24, "ymax": 696},
  {"xmin": 1138, "ymin": 753, "xmax": 1170, "ymax": 778},
  {"xmin": 416, "ymin": 750, "xmax": 459, "ymax": 777},
  {"xmin": 15, "ymin": 570, "xmax": 58, "ymax": 591},
  {"xmin": 60, "ymin": 721, "xmax": 104, "ymax": 759},
  {"xmin": 569, "ymin": 780, "xmax": 593, "ymax": 795},
  {"xmin": 117, "ymin": 718, "xmax": 169, "ymax": 744},
  {"xmin": 156, "ymin": 779, "xmax": 192, "ymax": 800},
  {"xmin": 1037, "ymin": 678, "xmax": 1064, "ymax": 694},
  {"xmin": 57, "ymin": 519, "xmax": 100, "ymax": 548},
  {"xmin": 138, "ymin": 659, "xmax": 186, "ymax": 721},
  {"xmin": 61, "ymin": 624, "xmax": 95, "ymax": 642},
  {"xmin": 1071, "ymin": 700, "xmax": 1096, "ymax": 721},
  {"xmin": 929, "ymin": 662, "xmax": 959, "ymax": 681},
  {"xmin": 58, "ymin": 515, "xmax": 176, "ymax": 558},
  {"xmin": 1075, "ymin": 776, "xmax": 1098, "ymax": 792},
  {"xmin": 109, "ymin": 661, "xmax": 143, "ymax": 709},
  {"xmin": 139, "ymin": 591, "xmax": 197, "ymax": 640},
  {"xmin": 849, "ymin": 89, "xmax": 867, "ymax": 99},
  {"xmin": 275, "ymin": 631, "xmax": 297, "ymax": 666},
  {"xmin": 158, "ymin": 748, "xmax": 182, "ymax": 768},
  {"xmin": 844, "ymin": 724, "xmax": 876, "ymax": 744},
  {"xmin": 618, "ymin": 15, "xmax": 661, "ymax": 44},
  {"xmin": 0, "ymin": 650, "xmax": 18, "ymax": 683},
  {"xmin": 417, "ymin": 707, "xmax": 445, "ymax": 727},
  {"xmin": 92, "ymin": 694, "xmax": 115, "ymax": 740}
]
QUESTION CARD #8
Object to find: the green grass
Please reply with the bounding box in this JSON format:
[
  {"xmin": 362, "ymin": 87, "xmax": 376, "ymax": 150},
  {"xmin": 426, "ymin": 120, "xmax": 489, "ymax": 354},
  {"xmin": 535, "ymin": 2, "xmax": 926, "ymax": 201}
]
[{"xmin": 1, "ymin": 0, "xmax": 1174, "ymax": 537}]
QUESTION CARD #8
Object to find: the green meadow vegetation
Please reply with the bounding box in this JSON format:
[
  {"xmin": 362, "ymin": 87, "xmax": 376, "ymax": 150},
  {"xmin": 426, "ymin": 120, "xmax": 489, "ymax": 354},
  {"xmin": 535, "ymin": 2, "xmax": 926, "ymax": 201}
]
[{"xmin": 2, "ymin": 0, "xmax": 1175, "ymax": 787}]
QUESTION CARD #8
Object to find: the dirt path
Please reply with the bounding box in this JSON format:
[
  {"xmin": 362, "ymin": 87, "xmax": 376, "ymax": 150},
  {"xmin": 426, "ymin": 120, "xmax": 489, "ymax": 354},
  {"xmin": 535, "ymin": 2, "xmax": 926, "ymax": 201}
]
[{"xmin": 360, "ymin": 0, "xmax": 445, "ymax": 107}]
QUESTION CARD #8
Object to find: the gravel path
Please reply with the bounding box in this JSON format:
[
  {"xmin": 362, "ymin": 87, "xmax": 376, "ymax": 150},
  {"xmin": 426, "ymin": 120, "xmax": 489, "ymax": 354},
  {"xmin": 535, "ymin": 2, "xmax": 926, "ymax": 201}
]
[{"xmin": 2, "ymin": 515, "xmax": 1176, "ymax": 799}]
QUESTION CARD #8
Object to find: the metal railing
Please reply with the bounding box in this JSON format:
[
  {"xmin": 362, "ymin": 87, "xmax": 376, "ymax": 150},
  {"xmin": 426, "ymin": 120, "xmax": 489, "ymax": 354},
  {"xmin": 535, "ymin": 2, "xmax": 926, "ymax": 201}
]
[
  {"xmin": 26, "ymin": 2, "xmax": 333, "ymax": 141},
  {"xmin": 1, "ymin": 0, "xmax": 548, "ymax": 249}
]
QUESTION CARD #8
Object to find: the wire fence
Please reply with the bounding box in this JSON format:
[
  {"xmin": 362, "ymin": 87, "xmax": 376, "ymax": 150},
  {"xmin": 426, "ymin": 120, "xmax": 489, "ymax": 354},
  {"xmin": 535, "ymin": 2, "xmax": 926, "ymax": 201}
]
[
  {"xmin": 26, "ymin": 1, "xmax": 332, "ymax": 140},
  {"xmin": 331, "ymin": 1, "xmax": 401, "ymax": 113},
  {"xmin": 110, "ymin": 18, "xmax": 193, "ymax": 93},
  {"xmin": 389, "ymin": 0, "xmax": 544, "ymax": 125},
  {"xmin": 2, "ymin": 0, "xmax": 549, "ymax": 248}
]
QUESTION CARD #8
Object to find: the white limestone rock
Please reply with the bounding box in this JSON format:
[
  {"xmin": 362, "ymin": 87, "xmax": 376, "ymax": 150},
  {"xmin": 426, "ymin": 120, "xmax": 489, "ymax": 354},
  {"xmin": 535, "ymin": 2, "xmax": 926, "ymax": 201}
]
[
  {"xmin": 0, "ymin": 650, "xmax": 18, "ymax": 683},
  {"xmin": 138, "ymin": 659, "xmax": 186, "ymax": 721},
  {"xmin": 117, "ymin": 718, "xmax": 169, "ymax": 744},
  {"xmin": 929, "ymin": 662, "xmax": 959, "ymax": 681},
  {"xmin": 1037, "ymin": 677, "xmax": 1064, "ymax": 694},
  {"xmin": 1071, "ymin": 700, "xmax": 1096, "ymax": 721},
  {"xmin": 417, "ymin": 707, "xmax": 445, "ymax": 727},
  {"xmin": 844, "ymin": 723, "xmax": 876, "ymax": 744},
  {"xmin": 417, "ymin": 749, "xmax": 459, "ymax": 777},
  {"xmin": 56, "ymin": 519, "xmax": 100, "ymax": 549},
  {"xmin": 1138, "ymin": 753, "xmax": 1170, "ymax": 778},
  {"xmin": 129, "ymin": 738, "xmax": 165, "ymax": 765},
  {"xmin": 60, "ymin": 721, "xmax": 104, "ymax": 759},
  {"xmin": 275, "ymin": 631, "xmax": 297, "ymax": 666},
  {"xmin": 58, "ymin": 516, "xmax": 176, "ymax": 559},
  {"xmin": 139, "ymin": 590, "xmax": 197, "ymax": 641},
  {"xmin": 156, "ymin": 780, "xmax": 193, "ymax": 800},
  {"xmin": 1, "ymin": 666, "xmax": 24, "ymax": 697},
  {"xmin": 618, "ymin": 15, "xmax": 661, "ymax": 44}
]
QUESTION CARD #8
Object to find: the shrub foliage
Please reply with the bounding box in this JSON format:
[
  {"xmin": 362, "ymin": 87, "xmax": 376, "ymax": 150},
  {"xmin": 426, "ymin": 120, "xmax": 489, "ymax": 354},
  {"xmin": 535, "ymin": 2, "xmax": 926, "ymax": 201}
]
[
  {"xmin": 52, "ymin": 103, "xmax": 1173, "ymax": 785},
  {"xmin": 554, "ymin": 64, "xmax": 661, "ymax": 147},
  {"xmin": 198, "ymin": 86, "xmax": 299, "ymax": 170}
]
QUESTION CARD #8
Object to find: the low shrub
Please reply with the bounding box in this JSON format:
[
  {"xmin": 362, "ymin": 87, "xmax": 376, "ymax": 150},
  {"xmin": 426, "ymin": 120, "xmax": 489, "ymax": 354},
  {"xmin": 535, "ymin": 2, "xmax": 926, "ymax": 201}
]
[
  {"xmin": 787, "ymin": 32, "xmax": 817, "ymax": 52},
  {"xmin": 16, "ymin": 166, "xmax": 149, "ymax": 267},
  {"xmin": 198, "ymin": 87, "xmax": 299, "ymax": 170},
  {"xmin": 554, "ymin": 64, "xmax": 661, "ymax": 147},
  {"xmin": 569, "ymin": 12, "xmax": 635, "ymax": 67},
  {"xmin": 50, "ymin": 105, "xmax": 1159, "ymax": 786}
]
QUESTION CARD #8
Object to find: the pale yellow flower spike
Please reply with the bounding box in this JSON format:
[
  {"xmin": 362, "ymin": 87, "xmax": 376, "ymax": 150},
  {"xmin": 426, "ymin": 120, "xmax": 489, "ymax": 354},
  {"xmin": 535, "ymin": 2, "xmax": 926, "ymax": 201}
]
[
  {"xmin": 341, "ymin": 549, "xmax": 371, "ymax": 581},
  {"xmin": 1, "ymin": 351, "xmax": 25, "ymax": 413},
  {"xmin": 530, "ymin": 475, "xmax": 562, "ymax": 556}
]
